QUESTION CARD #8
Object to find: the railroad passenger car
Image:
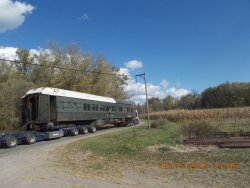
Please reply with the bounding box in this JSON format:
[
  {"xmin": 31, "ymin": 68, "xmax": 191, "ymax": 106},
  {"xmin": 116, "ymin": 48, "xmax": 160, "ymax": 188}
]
[{"xmin": 22, "ymin": 87, "xmax": 138, "ymax": 132}]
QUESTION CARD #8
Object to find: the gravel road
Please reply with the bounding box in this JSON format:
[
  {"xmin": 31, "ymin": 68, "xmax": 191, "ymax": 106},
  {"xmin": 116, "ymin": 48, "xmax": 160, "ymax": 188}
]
[{"xmin": 0, "ymin": 126, "xmax": 133, "ymax": 188}]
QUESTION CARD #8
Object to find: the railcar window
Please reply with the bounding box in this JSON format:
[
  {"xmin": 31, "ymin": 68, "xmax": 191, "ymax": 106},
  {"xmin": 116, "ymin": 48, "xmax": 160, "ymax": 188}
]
[
  {"xmin": 92, "ymin": 104, "xmax": 98, "ymax": 111},
  {"xmin": 119, "ymin": 107, "xmax": 123, "ymax": 111},
  {"xmin": 112, "ymin": 106, "xmax": 116, "ymax": 111},
  {"xmin": 106, "ymin": 106, "xmax": 110, "ymax": 111},
  {"xmin": 100, "ymin": 106, "xmax": 105, "ymax": 111},
  {"xmin": 84, "ymin": 104, "xmax": 91, "ymax": 111},
  {"xmin": 127, "ymin": 107, "xmax": 130, "ymax": 112}
]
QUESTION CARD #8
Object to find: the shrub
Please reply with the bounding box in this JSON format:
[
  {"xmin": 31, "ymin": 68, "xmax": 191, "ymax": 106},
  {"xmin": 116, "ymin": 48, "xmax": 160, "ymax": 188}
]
[
  {"xmin": 180, "ymin": 121, "xmax": 218, "ymax": 138},
  {"xmin": 150, "ymin": 119, "xmax": 167, "ymax": 128}
]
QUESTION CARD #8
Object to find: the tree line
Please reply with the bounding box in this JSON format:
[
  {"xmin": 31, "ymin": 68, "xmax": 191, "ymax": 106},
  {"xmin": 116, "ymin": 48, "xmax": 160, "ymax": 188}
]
[
  {"xmin": 0, "ymin": 42, "xmax": 128, "ymax": 131},
  {"xmin": 141, "ymin": 82, "xmax": 250, "ymax": 112}
]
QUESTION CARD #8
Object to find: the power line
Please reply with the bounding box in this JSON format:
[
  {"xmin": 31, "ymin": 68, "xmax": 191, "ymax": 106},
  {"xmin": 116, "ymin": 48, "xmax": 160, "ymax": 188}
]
[{"xmin": 0, "ymin": 58, "xmax": 132, "ymax": 78}]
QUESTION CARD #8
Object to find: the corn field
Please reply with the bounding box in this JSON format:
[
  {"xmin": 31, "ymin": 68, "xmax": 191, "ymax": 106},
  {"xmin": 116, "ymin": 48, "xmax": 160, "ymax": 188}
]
[{"xmin": 145, "ymin": 107, "xmax": 250, "ymax": 122}]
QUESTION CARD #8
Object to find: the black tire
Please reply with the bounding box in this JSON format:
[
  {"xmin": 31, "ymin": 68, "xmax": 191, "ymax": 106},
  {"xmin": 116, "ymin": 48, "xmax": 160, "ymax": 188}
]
[
  {"xmin": 70, "ymin": 127, "xmax": 79, "ymax": 136},
  {"xmin": 78, "ymin": 126, "xmax": 88, "ymax": 134},
  {"xmin": 23, "ymin": 133, "xmax": 36, "ymax": 145},
  {"xmin": 89, "ymin": 125, "xmax": 96, "ymax": 133},
  {"xmin": 5, "ymin": 135, "xmax": 18, "ymax": 148}
]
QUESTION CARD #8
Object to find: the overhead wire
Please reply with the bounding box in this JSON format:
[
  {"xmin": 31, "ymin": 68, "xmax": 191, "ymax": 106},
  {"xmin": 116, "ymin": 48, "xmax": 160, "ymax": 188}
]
[{"xmin": 0, "ymin": 58, "xmax": 134, "ymax": 79}]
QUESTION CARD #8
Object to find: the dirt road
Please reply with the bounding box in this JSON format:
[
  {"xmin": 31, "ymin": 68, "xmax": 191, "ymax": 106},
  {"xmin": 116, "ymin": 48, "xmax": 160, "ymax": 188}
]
[{"xmin": 0, "ymin": 127, "xmax": 138, "ymax": 188}]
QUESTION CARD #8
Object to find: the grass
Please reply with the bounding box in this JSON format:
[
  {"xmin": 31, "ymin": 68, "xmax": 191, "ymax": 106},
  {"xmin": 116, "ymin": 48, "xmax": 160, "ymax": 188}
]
[
  {"xmin": 68, "ymin": 120, "xmax": 180, "ymax": 158},
  {"xmin": 57, "ymin": 119, "xmax": 250, "ymax": 187},
  {"xmin": 63, "ymin": 118, "xmax": 250, "ymax": 159}
]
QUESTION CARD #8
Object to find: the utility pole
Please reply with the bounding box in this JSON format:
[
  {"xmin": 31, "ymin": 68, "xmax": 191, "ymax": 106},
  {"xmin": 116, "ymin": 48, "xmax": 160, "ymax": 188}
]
[{"xmin": 135, "ymin": 72, "xmax": 150, "ymax": 128}]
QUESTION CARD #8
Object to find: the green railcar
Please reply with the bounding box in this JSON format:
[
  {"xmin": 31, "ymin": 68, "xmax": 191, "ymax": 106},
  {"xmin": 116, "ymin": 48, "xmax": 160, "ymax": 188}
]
[{"xmin": 22, "ymin": 87, "xmax": 138, "ymax": 130}]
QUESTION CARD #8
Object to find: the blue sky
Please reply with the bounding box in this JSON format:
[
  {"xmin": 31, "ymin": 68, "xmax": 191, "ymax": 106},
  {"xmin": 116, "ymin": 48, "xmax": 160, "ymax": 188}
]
[{"xmin": 0, "ymin": 0, "xmax": 250, "ymax": 102}]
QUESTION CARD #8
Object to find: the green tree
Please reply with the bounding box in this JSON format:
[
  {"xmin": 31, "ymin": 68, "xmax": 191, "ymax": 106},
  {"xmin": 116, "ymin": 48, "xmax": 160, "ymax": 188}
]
[
  {"xmin": 201, "ymin": 82, "xmax": 250, "ymax": 108},
  {"xmin": 179, "ymin": 93, "xmax": 201, "ymax": 109},
  {"xmin": 15, "ymin": 49, "xmax": 34, "ymax": 78},
  {"xmin": 162, "ymin": 95, "xmax": 176, "ymax": 110},
  {"xmin": 0, "ymin": 60, "xmax": 14, "ymax": 83},
  {"xmin": 148, "ymin": 97, "xmax": 163, "ymax": 112},
  {"xmin": 0, "ymin": 76, "xmax": 34, "ymax": 131},
  {"xmin": 31, "ymin": 42, "xmax": 128, "ymax": 99}
]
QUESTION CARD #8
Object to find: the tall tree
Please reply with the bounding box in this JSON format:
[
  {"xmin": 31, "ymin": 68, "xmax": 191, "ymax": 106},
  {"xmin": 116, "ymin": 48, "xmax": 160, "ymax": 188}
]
[
  {"xmin": 179, "ymin": 93, "xmax": 201, "ymax": 109},
  {"xmin": 15, "ymin": 49, "xmax": 34, "ymax": 78},
  {"xmin": 148, "ymin": 97, "xmax": 163, "ymax": 112},
  {"xmin": 162, "ymin": 95, "xmax": 176, "ymax": 110}
]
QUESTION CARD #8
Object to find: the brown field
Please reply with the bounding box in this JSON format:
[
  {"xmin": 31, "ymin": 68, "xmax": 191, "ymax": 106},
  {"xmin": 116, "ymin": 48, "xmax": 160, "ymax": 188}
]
[{"xmin": 146, "ymin": 107, "xmax": 250, "ymax": 122}]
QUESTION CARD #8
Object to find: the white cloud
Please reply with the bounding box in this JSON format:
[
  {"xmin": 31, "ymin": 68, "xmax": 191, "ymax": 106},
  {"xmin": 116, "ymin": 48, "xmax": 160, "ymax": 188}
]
[
  {"xmin": 79, "ymin": 13, "xmax": 89, "ymax": 21},
  {"xmin": 0, "ymin": 0, "xmax": 35, "ymax": 33},
  {"xmin": 160, "ymin": 79, "xmax": 168, "ymax": 89},
  {"xmin": 165, "ymin": 88, "xmax": 190, "ymax": 98},
  {"xmin": 125, "ymin": 78, "xmax": 190, "ymax": 104},
  {"xmin": 121, "ymin": 60, "xmax": 190, "ymax": 104},
  {"xmin": 0, "ymin": 46, "xmax": 49, "ymax": 61},
  {"xmin": 0, "ymin": 46, "xmax": 18, "ymax": 60},
  {"xmin": 118, "ymin": 67, "xmax": 130, "ymax": 76},
  {"xmin": 125, "ymin": 60, "xmax": 143, "ymax": 70}
]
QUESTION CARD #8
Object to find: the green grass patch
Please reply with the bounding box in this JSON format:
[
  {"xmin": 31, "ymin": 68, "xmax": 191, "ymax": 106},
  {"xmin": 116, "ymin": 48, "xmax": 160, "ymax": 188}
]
[
  {"xmin": 210, "ymin": 118, "xmax": 250, "ymax": 132},
  {"xmin": 67, "ymin": 119, "xmax": 250, "ymax": 159},
  {"xmin": 69, "ymin": 120, "xmax": 180, "ymax": 158}
]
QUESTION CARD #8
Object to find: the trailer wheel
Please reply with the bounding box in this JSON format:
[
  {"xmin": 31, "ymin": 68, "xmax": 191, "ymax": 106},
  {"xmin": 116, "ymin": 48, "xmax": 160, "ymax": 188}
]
[
  {"xmin": 89, "ymin": 125, "xmax": 96, "ymax": 133},
  {"xmin": 5, "ymin": 135, "xmax": 18, "ymax": 148},
  {"xmin": 70, "ymin": 127, "xmax": 79, "ymax": 136},
  {"xmin": 24, "ymin": 133, "xmax": 36, "ymax": 145},
  {"xmin": 79, "ymin": 126, "xmax": 88, "ymax": 134}
]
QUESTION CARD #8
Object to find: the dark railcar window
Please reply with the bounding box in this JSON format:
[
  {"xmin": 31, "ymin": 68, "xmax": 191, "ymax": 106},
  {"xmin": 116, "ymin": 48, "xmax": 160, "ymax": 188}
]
[
  {"xmin": 92, "ymin": 104, "xmax": 98, "ymax": 111},
  {"xmin": 112, "ymin": 106, "xmax": 116, "ymax": 111},
  {"xmin": 127, "ymin": 107, "xmax": 130, "ymax": 112},
  {"xmin": 100, "ymin": 106, "xmax": 105, "ymax": 111},
  {"xmin": 84, "ymin": 103, "xmax": 87, "ymax": 111},
  {"xmin": 84, "ymin": 104, "xmax": 91, "ymax": 111}
]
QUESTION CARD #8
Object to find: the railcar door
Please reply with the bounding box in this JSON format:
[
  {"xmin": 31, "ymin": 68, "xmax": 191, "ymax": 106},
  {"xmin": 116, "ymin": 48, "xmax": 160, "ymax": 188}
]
[{"xmin": 28, "ymin": 95, "xmax": 39, "ymax": 121}]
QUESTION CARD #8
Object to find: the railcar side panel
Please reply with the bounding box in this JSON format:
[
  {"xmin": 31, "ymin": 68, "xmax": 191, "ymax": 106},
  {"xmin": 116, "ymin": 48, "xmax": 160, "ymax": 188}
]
[{"xmin": 38, "ymin": 94, "xmax": 50, "ymax": 123}]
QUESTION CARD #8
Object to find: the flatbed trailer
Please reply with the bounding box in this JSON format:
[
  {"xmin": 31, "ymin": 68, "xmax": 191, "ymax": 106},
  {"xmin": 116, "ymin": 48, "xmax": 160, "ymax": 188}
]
[
  {"xmin": 0, "ymin": 120, "xmax": 139, "ymax": 148},
  {"xmin": 0, "ymin": 126, "xmax": 89, "ymax": 148},
  {"xmin": 0, "ymin": 131, "xmax": 45, "ymax": 148}
]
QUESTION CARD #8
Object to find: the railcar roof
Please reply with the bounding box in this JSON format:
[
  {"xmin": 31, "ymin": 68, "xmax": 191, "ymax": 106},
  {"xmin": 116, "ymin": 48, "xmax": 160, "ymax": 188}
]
[{"xmin": 23, "ymin": 87, "xmax": 116, "ymax": 103}]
